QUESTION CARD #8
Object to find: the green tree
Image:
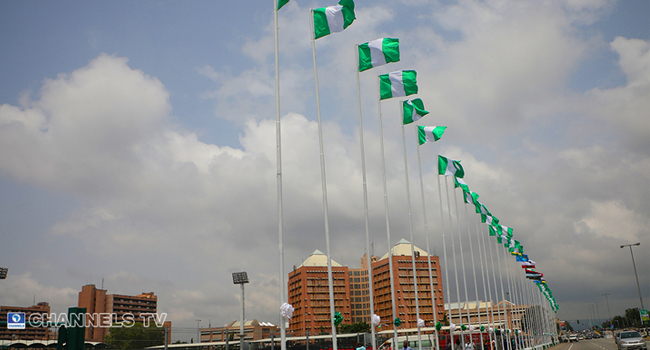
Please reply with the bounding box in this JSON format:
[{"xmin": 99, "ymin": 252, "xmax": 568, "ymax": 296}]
[
  {"xmin": 339, "ymin": 322, "xmax": 370, "ymax": 334},
  {"xmin": 624, "ymin": 308, "xmax": 641, "ymax": 328},
  {"xmin": 105, "ymin": 322, "xmax": 165, "ymax": 349}
]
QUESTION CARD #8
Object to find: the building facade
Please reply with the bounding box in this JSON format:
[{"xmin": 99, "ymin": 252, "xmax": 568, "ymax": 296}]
[
  {"xmin": 445, "ymin": 300, "xmax": 529, "ymax": 331},
  {"xmin": 287, "ymin": 250, "xmax": 352, "ymax": 336},
  {"xmin": 0, "ymin": 302, "xmax": 51, "ymax": 341},
  {"xmin": 372, "ymin": 239, "xmax": 445, "ymax": 329},
  {"xmin": 78, "ymin": 284, "xmax": 166, "ymax": 342},
  {"xmin": 287, "ymin": 240, "xmax": 445, "ymax": 336},
  {"xmin": 200, "ymin": 320, "xmax": 279, "ymax": 343}
]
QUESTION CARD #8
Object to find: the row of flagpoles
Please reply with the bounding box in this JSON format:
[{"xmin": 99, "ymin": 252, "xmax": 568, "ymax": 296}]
[{"xmin": 272, "ymin": 3, "xmax": 558, "ymax": 350}]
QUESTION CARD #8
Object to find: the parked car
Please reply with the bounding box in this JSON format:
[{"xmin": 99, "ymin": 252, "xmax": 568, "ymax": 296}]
[{"xmin": 616, "ymin": 331, "xmax": 647, "ymax": 350}]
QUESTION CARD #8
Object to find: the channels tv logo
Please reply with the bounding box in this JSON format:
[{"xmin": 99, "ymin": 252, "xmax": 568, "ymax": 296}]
[{"xmin": 7, "ymin": 312, "xmax": 25, "ymax": 329}]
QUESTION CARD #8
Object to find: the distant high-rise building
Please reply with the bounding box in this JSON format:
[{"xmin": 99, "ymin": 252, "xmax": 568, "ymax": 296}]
[
  {"xmin": 78, "ymin": 284, "xmax": 165, "ymax": 342},
  {"xmin": 0, "ymin": 302, "xmax": 51, "ymax": 340},
  {"xmin": 287, "ymin": 239, "xmax": 445, "ymax": 336}
]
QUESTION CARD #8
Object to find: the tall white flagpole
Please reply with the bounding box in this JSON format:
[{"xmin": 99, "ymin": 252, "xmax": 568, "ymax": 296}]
[
  {"xmin": 309, "ymin": 11, "xmax": 337, "ymax": 350},
  {"xmin": 451, "ymin": 184, "xmax": 471, "ymax": 345},
  {"xmin": 436, "ymin": 174, "xmax": 455, "ymax": 350},
  {"xmin": 477, "ymin": 220, "xmax": 496, "ymax": 343},
  {"xmin": 462, "ymin": 201, "xmax": 483, "ymax": 350},
  {"xmin": 415, "ymin": 131, "xmax": 440, "ymax": 350},
  {"xmin": 273, "ymin": 2, "xmax": 287, "ymax": 350},
  {"xmin": 355, "ymin": 45, "xmax": 377, "ymax": 350},
  {"xmin": 376, "ymin": 78, "xmax": 399, "ymax": 350},
  {"xmin": 494, "ymin": 239, "xmax": 511, "ymax": 350},
  {"xmin": 400, "ymin": 123, "xmax": 422, "ymax": 350},
  {"xmin": 472, "ymin": 214, "xmax": 492, "ymax": 347},
  {"xmin": 485, "ymin": 228, "xmax": 504, "ymax": 339},
  {"xmin": 444, "ymin": 177, "xmax": 465, "ymax": 345}
]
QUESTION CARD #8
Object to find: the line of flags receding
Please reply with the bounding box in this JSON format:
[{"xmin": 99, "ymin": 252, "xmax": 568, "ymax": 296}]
[{"xmin": 278, "ymin": 0, "xmax": 558, "ymax": 313}]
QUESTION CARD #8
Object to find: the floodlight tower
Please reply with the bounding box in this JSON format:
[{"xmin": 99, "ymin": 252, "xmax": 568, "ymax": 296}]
[
  {"xmin": 232, "ymin": 272, "xmax": 250, "ymax": 350},
  {"xmin": 0, "ymin": 267, "xmax": 8, "ymax": 279}
]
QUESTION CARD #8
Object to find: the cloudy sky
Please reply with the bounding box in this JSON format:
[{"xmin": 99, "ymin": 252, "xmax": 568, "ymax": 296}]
[{"xmin": 1, "ymin": 0, "xmax": 648, "ymax": 341}]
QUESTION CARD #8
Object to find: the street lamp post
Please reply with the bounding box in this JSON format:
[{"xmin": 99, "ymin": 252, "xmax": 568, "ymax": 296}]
[
  {"xmin": 620, "ymin": 243, "xmax": 644, "ymax": 310},
  {"xmin": 233, "ymin": 272, "xmax": 250, "ymax": 350},
  {"xmin": 603, "ymin": 294, "xmax": 612, "ymax": 328}
]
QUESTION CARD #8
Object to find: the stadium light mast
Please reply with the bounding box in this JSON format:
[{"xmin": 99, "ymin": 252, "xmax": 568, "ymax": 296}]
[{"xmin": 232, "ymin": 272, "xmax": 250, "ymax": 350}]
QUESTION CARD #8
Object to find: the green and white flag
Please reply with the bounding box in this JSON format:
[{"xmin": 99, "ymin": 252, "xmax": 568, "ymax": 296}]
[
  {"xmin": 499, "ymin": 225, "xmax": 513, "ymax": 238},
  {"xmin": 438, "ymin": 155, "xmax": 464, "ymax": 178},
  {"xmin": 478, "ymin": 204, "xmax": 498, "ymax": 225},
  {"xmin": 358, "ymin": 38, "xmax": 400, "ymax": 72},
  {"xmin": 418, "ymin": 126, "xmax": 446, "ymax": 145},
  {"xmin": 463, "ymin": 189, "xmax": 480, "ymax": 206},
  {"xmin": 313, "ymin": 0, "xmax": 355, "ymax": 39},
  {"xmin": 455, "ymin": 177, "xmax": 469, "ymax": 193},
  {"xmin": 277, "ymin": 0, "xmax": 289, "ymax": 10},
  {"xmin": 403, "ymin": 99, "xmax": 428, "ymax": 124},
  {"xmin": 379, "ymin": 70, "xmax": 418, "ymax": 100}
]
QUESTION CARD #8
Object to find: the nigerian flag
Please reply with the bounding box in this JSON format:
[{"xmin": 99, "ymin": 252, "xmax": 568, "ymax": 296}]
[
  {"xmin": 358, "ymin": 38, "xmax": 399, "ymax": 72},
  {"xmin": 277, "ymin": 0, "xmax": 289, "ymax": 10},
  {"xmin": 463, "ymin": 190, "xmax": 480, "ymax": 206},
  {"xmin": 500, "ymin": 225, "xmax": 513, "ymax": 237},
  {"xmin": 403, "ymin": 99, "xmax": 429, "ymax": 124},
  {"xmin": 379, "ymin": 70, "xmax": 418, "ymax": 100},
  {"xmin": 313, "ymin": 0, "xmax": 355, "ymax": 39},
  {"xmin": 418, "ymin": 126, "xmax": 446, "ymax": 145},
  {"xmin": 438, "ymin": 155, "xmax": 464, "ymax": 178},
  {"xmin": 455, "ymin": 177, "xmax": 469, "ymax": 193}
]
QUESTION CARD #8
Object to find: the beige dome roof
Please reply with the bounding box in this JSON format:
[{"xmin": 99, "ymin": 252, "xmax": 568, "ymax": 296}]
[
  {"xmin": 298, "ymin": 249, "xmax": 342, "ymax": 267},
  {"xmin": 379, "ymin": 238, "xmax": 429, "ymax": 260}
]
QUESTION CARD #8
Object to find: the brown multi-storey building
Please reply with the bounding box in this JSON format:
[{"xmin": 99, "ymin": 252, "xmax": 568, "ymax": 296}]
[
  {"xmin": 372, "ymin": 239, "xmax": 445, "ymax": 329},
  {"xmin": 287, "ymin": 240, "xmax": 445, "ymax": 336},
  {"xmin": 78, "ymin": 285, "xmax": 166, "ymax": 342},
  {"xmin": 288, "ymin": 250, "xmax": 351, "ymax": 336},
  {"xmin": 0, "ymin": 302, "xmax": 51, "ymax": 341}
]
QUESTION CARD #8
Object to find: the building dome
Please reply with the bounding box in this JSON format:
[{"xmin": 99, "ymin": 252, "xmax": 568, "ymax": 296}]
[
  {"xmin": 298, "ymin": 249, "xmax": 342, "ymax": 267},
  {"xmin": 379, "ymin": 238, "xmax": 429, "ymax": 260}
]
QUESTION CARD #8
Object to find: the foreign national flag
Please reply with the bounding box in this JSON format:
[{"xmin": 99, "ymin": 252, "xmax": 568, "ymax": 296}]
[
  {"xmin": 438, "ymin": 155, "xmax": 464, "ymax": 178},
  {"xmin": 404, "ymin": 99, "xmax": 429, "ymax": 124},
  {"xmin": 526, "ymin": 272, "xmax": 543, "ymax": 279},
  {"xmin": 313, "ymin": 0, "xmax": 355, "ymax": 39},
  {"xmin": 379, "ymin": 70, "xmax": 418, "ymax": 100},
  {"xmin": 418, "ymin": 126, "xmax": 447, "ymax": 145},
  {"xmin": 520, "ymin": 261, "xmax": 535, "ymax": 268},
  {"xmin": 277, "ymin": 0, "xmax": 289, "ymax": 10},
  {"xmin": 358, "ymin": 38, "xmax": 399, "ymax": 72}
]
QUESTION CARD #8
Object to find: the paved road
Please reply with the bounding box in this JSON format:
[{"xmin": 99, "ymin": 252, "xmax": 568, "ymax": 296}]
[{"xmin": 553, "ymin": 339, "xmax": 618, "ymax": 350}]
